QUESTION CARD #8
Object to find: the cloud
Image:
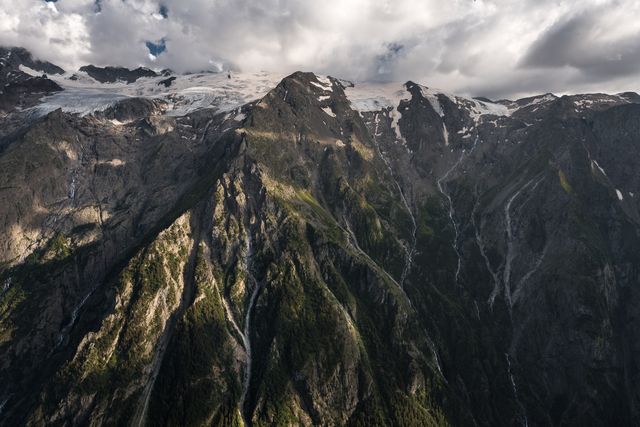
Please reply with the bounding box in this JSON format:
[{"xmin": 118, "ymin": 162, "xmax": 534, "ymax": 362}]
[
  {"xmin": 0, "ymin": 0, "xmax": 637, "ymax": 99},
  {"xmin": 521, "ymin": 3, "xmax": 640, "ymax": 82},
  {"xmin": 0, "ymin": 0, "xmax": 91, "ymax": 71}
]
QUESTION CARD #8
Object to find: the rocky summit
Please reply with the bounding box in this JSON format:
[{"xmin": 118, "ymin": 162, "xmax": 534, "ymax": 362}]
[{"xmin": 1, "ymin": 48, "xmax": 640, "ymax": 427}]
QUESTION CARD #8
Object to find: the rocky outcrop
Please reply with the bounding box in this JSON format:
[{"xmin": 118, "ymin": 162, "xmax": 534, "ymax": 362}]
[
  {"xmin": 0, "ymin": 47, "xmax": 63, "ymax": 113},
  {"xmin": 79, "ymin": 65, "xmax": 159, "ymax": 84},
  {"xmin": 0, "ymin": 47, "xmax": 64, "ymax": 75}
]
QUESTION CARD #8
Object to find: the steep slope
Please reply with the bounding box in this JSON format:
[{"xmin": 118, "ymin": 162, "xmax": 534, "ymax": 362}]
[
  {"xmin": 0, "ymin": 71, "xmax": 448, "ymax": 426},
  {"xmin": 1, "ymin": 49, "xmax": 640, "ymax": 426}
]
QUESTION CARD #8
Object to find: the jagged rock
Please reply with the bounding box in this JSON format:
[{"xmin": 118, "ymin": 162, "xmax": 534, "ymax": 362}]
[
  {"xmin": 79, "ymin": 65, "xmax": 158, "ymax": 83},
  {"xmin": 158, "ymin": 76, "xmax": 177, "ymax": 88},
  {"xmin": 0, "ymin": 47, "xmax": 64, "ymax": 75},
  {"xmin": 0, "ymin": 47, "xmax": 63, "ymax": 113}
]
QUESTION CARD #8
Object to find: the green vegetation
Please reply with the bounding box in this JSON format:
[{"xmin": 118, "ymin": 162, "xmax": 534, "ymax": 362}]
[
  {"xmin": 149, "ymin": 245, "xmax": 242, "ymax": 426},
  {"xmin": 0, "ymin": 233, "xmax": 79, "ymax": 346},
  {"xmin": 48, "ymin": 215, "xmax": 192, "ymax": 422},
  {"xmin": 295, "ymin": 189, "xmax": 345, "ymax": 243},
  {"xmin": 44, "ymin": 233, "xmax": 72, "ymax": 261},
  {"xmin": 390, "ymin": 392, "xmax": 450, "ymax": 426},
  {"xmin": 0, "ymin": 282, "xmax": 25, "ymax": 344},
  {"xmin": 559, "ymin": 169, "xmax": 572, "ymax": 193}
]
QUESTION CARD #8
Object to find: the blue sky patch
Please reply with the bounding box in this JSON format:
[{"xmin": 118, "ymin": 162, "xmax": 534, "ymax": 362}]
[
  {"xmin": 146, "ymin": 39, "xmax": 167, "ymax": 57},
  {"xmin": 159, "ymin": 5, "xmax": 169, "ymax": 19}
]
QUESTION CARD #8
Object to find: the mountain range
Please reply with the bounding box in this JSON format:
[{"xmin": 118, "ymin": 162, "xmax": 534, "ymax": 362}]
[{"xmin": 1, "ymin": 46, "xmax": 640, "ymax": 426}]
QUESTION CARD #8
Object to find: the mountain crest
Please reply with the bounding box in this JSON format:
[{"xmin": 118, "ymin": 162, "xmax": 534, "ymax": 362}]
[{"xmin": 78, "ymin": 64, "xmax": 159, "ymax": 83}]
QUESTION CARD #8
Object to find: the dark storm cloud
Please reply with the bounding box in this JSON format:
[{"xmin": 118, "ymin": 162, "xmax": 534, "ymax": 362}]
[{"xmin": 522, "ymin": 6, "xmax": 640, "ymax": 83}]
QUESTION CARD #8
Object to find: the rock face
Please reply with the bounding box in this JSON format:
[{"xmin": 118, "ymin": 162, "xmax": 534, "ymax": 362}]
[
  {"xmin": 0, "ymin": 47, "xmax": 65, "ymax": 76},
  {"xmin": 1, "ymin": 50, "xmax": 640, "ymax": 426},
  {"xmin": 78, "ymin": 65, "xmax": 159, "ymax": 83},
  {"xmin": 0, "ymin": 47, "xmax": 63, "ymax": 114}
]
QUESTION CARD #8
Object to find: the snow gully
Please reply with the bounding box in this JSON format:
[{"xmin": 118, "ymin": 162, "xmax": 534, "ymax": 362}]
[
  {"xmin": 370, "ymin": 112, "xmax": 416, "ymax": 288},
  {"xmin": 437, "ymin": 135, "xmax": 480, "ymax": 287}
]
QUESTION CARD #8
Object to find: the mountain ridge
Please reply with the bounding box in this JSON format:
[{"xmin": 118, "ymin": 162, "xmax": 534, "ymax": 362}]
[{"xmin": 1, "ymin": 48, "xmax": 640, "ymax": 426}]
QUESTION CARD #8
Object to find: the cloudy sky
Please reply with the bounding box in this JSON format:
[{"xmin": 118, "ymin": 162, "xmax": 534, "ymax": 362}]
[{"xmin": 0, "ymin": 0, "xmax": 638, "ymax": 99}]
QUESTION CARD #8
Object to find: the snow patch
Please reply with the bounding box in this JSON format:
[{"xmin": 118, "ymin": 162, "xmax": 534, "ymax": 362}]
[
  {"xmin": 389, "ymin": 108, "xmax": 405, "ymax": 144},
  {"xmin": 344, "ymin": 82, "xmax": 409, "ymax": 112},
  {"xmin": 321, "ymin": 106, "xmax": 336, "ymax": 117},
  {"xmin": 443, "ymin": 124, "xmax": 449, "ymax": 146},
  {"xmin": 344, "ymin": 81, "xmax": 409, "ymax": 144},
  {"xmin": 32, "ymin": 88, "xmax": 130, "ymax": 117},
  {"xmin": 419, "ymin": 84, "xmax": 512, "ymax": 122},
  {"xmin": 310, "ymin": 81, "xmax": 328, "ymax": 90},
  {"xmin": 18, "ymin": 64, "xmax": 42, "ymax": 77},
  {"xmin": 468, "ymin": 99, "xmax": 510, "ymax": 120},
  {"xmin": 591, "ymin": 160, "xmax": 607, "ymax": 176},
  {"xmin": 574, "ymin": 94, "xmax": 629, "ymax": 110},
  {"xmin": 515, "ymin": 94, "xmax": 557, "ymax": 110},
  {"xmin": 315, "ymin": 75, "xmax": 333, "ymax": 88},
  {"xmin": 419, "ymin": 87, "xmax": 445, "ymax": 117},
  {"xmin": 97, "ymin": 159, "xmax": 126, "ymax": 167},
  {"xmin": 616, "ymin": 189, "xmax": 624, "ymax": 200},
  {"xmin": 310, "ymin": 75, "xmax": 333, "ymax": 92}
]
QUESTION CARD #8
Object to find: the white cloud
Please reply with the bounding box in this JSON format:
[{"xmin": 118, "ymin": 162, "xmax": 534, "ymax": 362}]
[
  {"xmin": 0, "ymin": 0, "xmax": 637, "ymax": 99},
  {"xmin": 0, "ymin": 0, "xmax": 91, "ymax": 71}
]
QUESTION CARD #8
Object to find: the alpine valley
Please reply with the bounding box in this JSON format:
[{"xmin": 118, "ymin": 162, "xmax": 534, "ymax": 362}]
[{"xmin": 1, "ymin": 46, "xmax": 640, "ymax": 427}]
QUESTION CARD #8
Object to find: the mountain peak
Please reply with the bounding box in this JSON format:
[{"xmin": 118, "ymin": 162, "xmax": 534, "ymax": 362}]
[{"xmin": 0, "ymin": 46, "xmax": 65, "ymax": 75}]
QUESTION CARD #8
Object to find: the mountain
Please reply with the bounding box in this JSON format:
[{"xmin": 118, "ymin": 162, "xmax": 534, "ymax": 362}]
[
  {"xmin": 0, "ymin": 47, "xmax": 65, "ymax": 76},
  {"xmin": 1, "ymin": 48, "xmax": 640, "ymax": 426},
  {"xmin": 0, "ymin": 47, "xmax": 64, "ymax": 114}
]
